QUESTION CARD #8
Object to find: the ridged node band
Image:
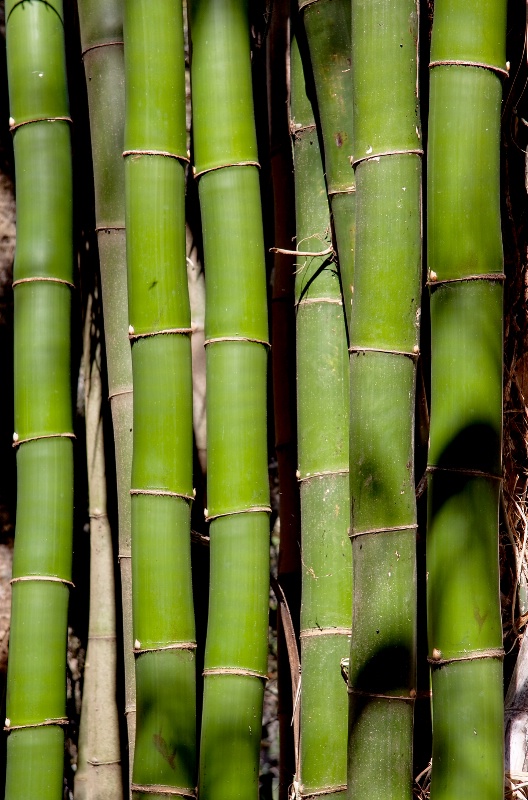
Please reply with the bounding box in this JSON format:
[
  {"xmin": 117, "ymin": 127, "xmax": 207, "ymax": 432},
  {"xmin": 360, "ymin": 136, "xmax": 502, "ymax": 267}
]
[
  {"xmin": 429, "ymin": 59, "xmax": 509, "ymax": 79},
  {"xmin": 349, "ymin": 346, "xmax": 419, "ymax": 360},
  {"xmin": 349, "ymin": 523, "xmax": 418, "ymax": 540},
  {"xmin": 13, "ymin": 432, "xmax": 75, "ymax": 449},
  {"xmin": 300, "ymin": 786, "xmax": 347, "ymax": 799},
  {"xmin": 123, "ymin": 149, "xmax": 190, "ymax": 164},
  {"xmin": 10, "ymin": 575, "xmax": 74, "ymax": 588},
  {"xmin": 428, "ymin": 647, "xmax": 504, "ymax": 667},
  {"xmin": 192, "ymin": 160, "xmax": 261, "ymax": 179},
  {"xmin": 328, "ymin": 186, "xmax": 356, "ymax": 197},
  {"xmin": 7, "ymin": 0, "xmax": 64, "ymax": 24},
  {"xmin": 129, "ymin": 327, "xmax": 192, "ymax": 342},
  {"xmin": 347, "ymin": 687, "xmax": 416, "ymax": 702},
  {"xmin": 81, "ymin": 40, "xmax": 123, "ymax": 58},
  {"xmin": 290, "ymin": 122, "xmax": 317, "ymax": 137},
  {"xmin": 297, "ymin": 469, "xmax": 349, "ymax": 483},
  {"xmin": 300, "ymin": 627, "xmax": 351, "ymax": 639},
  {"xmin": 130, "ymin": 488, "xmax": 196, "ymax": 503},
  {"xmin": 204, "ymin": 336, "xmax": 271, "ymax": 348},
  {"xmin": 203, "ymin": 667, "xmax": 268, "ymax": 681},
  {"xmin": 109, "ymin": 388, "xmax": 133, "ymax": 401},
  {"xmin": 131, "ymin": 784, "xmax": 196, "ymax": 798},
  {"xmin": 133, "ymin": 642, "xmax": 197, "ymax": 656},
  {"xmin": 95, "ymin": 225, "xmax": 125, "ymax": 232},
  {"xmin": 426, "ymin": 465, "xmax": 502, "ymax": 481},
  {"xmin": 4, "ymin": 717, "xmax": 69, "ymax": 733},
  {"xmin": 296, "ymin": 298, "xmax": 343, "ymax": 308},
  {"xmin": 12, "ymin": 276, "xmax": 75, "ymax": 289},
  {"xmin": 9, "ymin": 115, "xmax": 72, "ymax": 133},
  {"xmin": 351, "ymin": 148, "xmax": 423, "ymax": 170},
  {"xmin": 205, "ymin": 506, "xmax": 272, "ymax": 523},
  {"xmin": 427, "ymin": 271, "xmax": 506, "ymax": 288}
]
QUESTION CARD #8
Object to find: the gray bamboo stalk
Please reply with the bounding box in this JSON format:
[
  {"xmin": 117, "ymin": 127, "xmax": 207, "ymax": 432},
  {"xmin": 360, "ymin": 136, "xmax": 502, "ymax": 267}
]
[
  {"xmin": 75, "ymin": 292, "xmax": 123, "ymax": 800},
  {"xmin": 76, "ymin": 0, "xmax": 135, "ymax": 780}
]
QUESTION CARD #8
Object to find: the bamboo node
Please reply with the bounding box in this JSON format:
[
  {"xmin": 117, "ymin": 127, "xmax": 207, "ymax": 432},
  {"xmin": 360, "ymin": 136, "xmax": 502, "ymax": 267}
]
[
  {"xmin": 4, "ymin": 716, "xmax": 69, "ymax": 732},
  {"xmin": 131, "ymin": 784, "xmax": 196, "ymax": 798},
  {"xmin": 81, "ymin": 40, "xmax": 123, "ymax": 59},
  {"xmin": 429, "ymin": 59, "xmax": 509, "ymax": 79},
  {"xmin": 351, "ymin": 148, "xmax": 423, "ymax": 170},
  {"xmin": 427, "ymin": 272, "xmax": 506, "ymax": 288},
  {"xmin": 347, "ymin": 687, "xmax": 416, "ymax": 702},
  {"xmin": 349, "ymin": 523, "xmax": 418, "ymax": 539},
  {"xmin": 203, "ymin": 667, "xmax": 269, "ymax": 681},
  {"xmin": 327, "ymin": 186, "xmax": 356, "ymax": 197},
  {"xmin": 203, "ymin": 335, "xmax": 271, "ymax": 348},
  {"xmin": 123, "ymin": 149, "xmax": 190, "ymax": 165},
  {"xmin": 12, "ymin": 432, "xmax": 76, "ymax": 449},
  {"xmin": 193, "ymin": 160, "xmax": 261, "ymax": 179},
  {"xmin": 10, "ymin": 115, "xmax": 72, "ymax": 133},
  {"xmin": 133, "ymin": 642, "xmax": 197, "ymax": 655},
  {"xmin": 300, "ymin": 627, "xmax": 351, "ymax": 638},
  {"xmin": 428, "ymin": 647, "xmax": 504, "ymax": 667},
  {"xmin": 10, "ymin": 575, "xmax": 74, "ymax": 588},
  {"xmin": 12, "ymin": 276, "xmax": 75, "ymax": 289},
  {"xmin": 349, "ymin": 346, "xmax": 419, "ymax": 360},
  {"xmin": 427, "ymin": 465, "xmax": 502, "ymax": 481},
  {"xmin": 205, "ymin": 506, "xmax": 272, "ymax": 522},
  {"xmin": 129, "ymin": 327, "xmax": 192, "ymax": 342},
  {"xmin": 298, "ymin": 469, "xmax": 349, "ymax": 483},
  {"xmin": 299, "ymin": 786, "xmax": 347, "ymax": 799},
  {"xmin": 130, "ymin": 488, "xmax": 195, "ymax": 503},
  {"xmin": 109, "ymin": 388, "xmax": 133, "ymax": 401}
]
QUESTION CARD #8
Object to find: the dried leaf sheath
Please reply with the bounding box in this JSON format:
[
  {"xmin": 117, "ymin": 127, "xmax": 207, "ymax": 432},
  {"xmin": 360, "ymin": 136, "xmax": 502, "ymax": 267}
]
[
  {"xmin": 5, "ymin": 0, "xmax": 74, "ymax": 796},
  {"xmin": 124, "ymin": 1, "xmax": 196, "ymax": 796}
]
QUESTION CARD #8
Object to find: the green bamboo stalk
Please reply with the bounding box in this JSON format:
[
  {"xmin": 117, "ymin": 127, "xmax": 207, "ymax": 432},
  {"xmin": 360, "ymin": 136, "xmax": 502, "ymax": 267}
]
[
  {"xmin": 426, "ymin": 3, "xmax": 507, "ymax": 798},
  {"xmin": 268, "ymin": 3, "xmax": 301, "ymax": 796},
  {"xmin": 123, "ymin": 2, "xmax": 196, "ymax": 797},
  {"xmin": 189, "ymin": 2, "xmax": 270, "ymax": 798},
  {"xmin": 298, "ymin": 0, "xmax": 355, "ymax": 330},
  {"xmin": 75, "ymin": 293, "xmax": 122, "ymax": 800},
  {"xmin": 4, "ymin": 0, "xmax": 74, "ymax": 797},
  {"xmin": 347, "ymin": 1, "xmax": 422, "ymax": 797},
  {"xmin": 291, "ymin": 33, "xmax": 351, "ymax": 800},
  {"xmin": 76, "ymin": 0, "xmax": 135, "ymax": 784}
]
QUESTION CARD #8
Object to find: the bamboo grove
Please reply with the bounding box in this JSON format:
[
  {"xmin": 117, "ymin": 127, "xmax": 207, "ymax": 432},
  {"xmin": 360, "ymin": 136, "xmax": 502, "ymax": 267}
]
[{"xmin": 2, "ymin": 0, "xmax": 527, "ymax": 798}]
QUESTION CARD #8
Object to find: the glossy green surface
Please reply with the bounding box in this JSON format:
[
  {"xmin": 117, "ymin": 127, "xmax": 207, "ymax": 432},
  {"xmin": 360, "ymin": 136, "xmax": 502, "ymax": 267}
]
[
  {"xmin": 189, "ymin": 0, "xmax": 257, "ymax": 172},
  {"xmin": 427, "ymin": 4, "xmax": 506, "ymax": 798},
  {"xmin": 189, "ymin": 2, "xmax": 270, "ymax": 796},
  {"xmin": 348, "ymin": 2, "xmax": 421, "ymax": 796},
  {"xmin": 351, "ymin": 0, "xmax": 420, "ymax": 161},
  {"xmin": 6, "ymin": 0, "xmax": 73, "ymax": 794},
  {"xmin": 124, "ymin": 0, "xmax": 196, "ymax": 794},
  {"xmin": 292, "ymin": 35, "xmax": 351, "ymax": 797}
]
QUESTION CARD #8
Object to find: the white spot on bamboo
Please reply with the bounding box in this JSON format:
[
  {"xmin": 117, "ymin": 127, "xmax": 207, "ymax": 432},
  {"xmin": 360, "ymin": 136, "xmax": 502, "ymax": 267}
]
[
  {"xmin": 5, "ymin": 718, "xmax": 10, "ymax": 727},
  {"xmin": 204, "ymin": 508, "xmax": 208, "ymax": 518},
  {"xmin": 134, "ymin": 639, "xmax": 141, "ymax": 649},
  {"xmin": 366, "ymin": 146, "xmax": 372, "ymax": 154},
  {"xmin": 128, "ymin": 325, "xmax": 134, "ymax": 335},
  {"xmin": 8, "ymin": 117, "xmax": 14, "ymax": 127},
  {"xmin": 430, "ymin": 271, "xmax": 438, "ymax": 282},
  {"xmin": 12, "ymin": 432, "xmax": 18, "ymax": 443}
]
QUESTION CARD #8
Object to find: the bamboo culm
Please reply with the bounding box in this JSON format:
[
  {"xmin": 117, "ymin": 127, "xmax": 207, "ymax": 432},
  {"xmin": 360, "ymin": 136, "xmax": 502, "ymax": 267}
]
[
  {"xmin": 298, "ymin": 0, "xmax": 355, "ymax": 331},
  {"xmin": 76, "ymin": 0, "xmax": 133, "ymax": 790},
  {"xmin": 426, "ymin": 2, "xmax": 507, "ymax": 798},
  {"xmin": 189, "ymin": 1, "xmax": 270, "ymax": 798},
  {"xmin": 291, "ymin": 32, "xmax": 351, "ymax": 800},
  {"xmin": 124, "ymin": 1, "xmax": 196, "ymax": 796},
  {"xmin": 4, "ymin": 0, "xmax": 74, "ymax": 797},
  {"xmin": 348, "ymin": 1, "xmax": 422, "ymax": 797}
]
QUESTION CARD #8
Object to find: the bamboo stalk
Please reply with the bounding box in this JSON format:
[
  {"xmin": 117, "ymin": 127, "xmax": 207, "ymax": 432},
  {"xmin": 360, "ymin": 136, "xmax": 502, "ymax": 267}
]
[
  {"xmin": 426, "ymin": 2, "xmax": 507, "ymax": 797},
  {"xmin": 4, "ymin": 0, "xmax": 74, "ymax": 796},
  {"xmin": 75, "ymin": 292, "xmax": 122, "ymax": 800},
  {"xmin": 76, "ymin": 0, "xmax": 135, "ymax": 787},
  {"xmin": 189, "ymin": 1, "xmax": 270, "ymax": 797},
  {"xmin": 297, "ymin": 0, "xmax": 355, "ymax": 331},
  {"xmin": 347, "ymin": 1, "xmax": 422, "ymax": 797},
  {"xmin": 291, "ymin": 33, "xmax": 351, "ymax": 800},
  {"xmin": 123, "ymin": 1, "xmax": 196, "ymax": 797}
]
